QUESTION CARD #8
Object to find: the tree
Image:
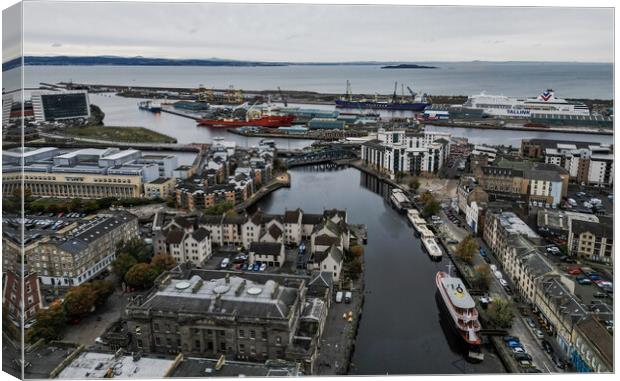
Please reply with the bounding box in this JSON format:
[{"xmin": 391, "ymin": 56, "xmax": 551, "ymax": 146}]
[
  {"xmin": 166, "ymin": 194, "xmax": 176, "ymax": 208},
  {"xmin": 91, "ymin": 280, "xmax": 115, "ymax": 306},
  {"xmin": 350, "ymin": 245, "xmax": 364, "ymax": 258},
  {"xmin": 472, "ymin": 264, "xmax": 491, "ymax": 290},
  {"xmin": 408, "ymin": 177, "xmax": 421, "ymax": 191},
  {"xmin": 68, "ymin": 198, "xmax": 83, "ymax": 212},
  {"xmin": 455, "ymin": 235, "xmax": 479, "ymax": 264},
  {"xmin": 63, "ymin": 285, "xmax": 97, "ymax": 319},
  {"xmin": 204, "ymin": 201, "xmax": 234, "ymax": 215},
  {"xmin": 112, "ymin": 252, "xmax": 138, "ymax": 277},
  {"xmin": 119, "ymin": 238, "xmax": 152, "ymax": 263},
  {"xmin": 124, "ymin": 263, "xmax": 159, "ymax": 289},
  {"xmin": 347, "ymin": 256, "xmax": 363, "ymax": 279},
  {"xmin": 28, "ymin": 303, "xmax": 66, "ymax": 342},
  {"xmin": 487, "ymin": 298, "xmax": 516, "ymax": 328},
  {"xmin": 151, "ymin": 254, "xmax": 177, "ymax": 274},
  {"xmin": 422, "ymin": 199, "xmax": 441, "ymax": 217}
]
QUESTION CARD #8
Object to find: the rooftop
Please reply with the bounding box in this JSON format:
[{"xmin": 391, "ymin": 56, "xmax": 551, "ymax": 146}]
[{"xmin": 57, "ymin": 351, "xmax": 174, "ymax": 379}]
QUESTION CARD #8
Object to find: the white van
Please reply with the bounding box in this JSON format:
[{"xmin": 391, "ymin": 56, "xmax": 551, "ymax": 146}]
[
  {"xmin": 335, "ymin": 291, "xmax": 343, "ymax": 303},
  {"xmin": 344, "ymin": 291, "xmax": 352, "ymax": 303}
]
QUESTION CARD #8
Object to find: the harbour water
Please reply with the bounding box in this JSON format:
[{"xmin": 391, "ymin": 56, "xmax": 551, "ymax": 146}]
[
  {"xmin": 9, "ymin": 62, "xmax": 614, "ymax": 99},
  {"xmin": 256, "ymin": 165, "xmax": 505, "ymax": 374}
]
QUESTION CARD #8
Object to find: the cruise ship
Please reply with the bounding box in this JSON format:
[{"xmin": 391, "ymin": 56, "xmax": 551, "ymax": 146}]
[
  {"xmin": 462, "ymin": 89, "xmax": 590, "ymax": 118},
  {"xmin": 436, "ymin": 271, "xmax": 483, "ymax": 361}
]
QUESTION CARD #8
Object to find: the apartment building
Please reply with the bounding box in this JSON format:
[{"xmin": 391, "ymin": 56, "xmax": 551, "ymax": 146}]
[
  {"xmin": 2, "ymin": 212, "xmax": 138, "ymax": 286},
  {"xmin": 568, "ymin": 216, "xmax": 613, "ymax": 264},
  {"xmin": 483, "ymin": 210, "xmax": 542, "ymax": 264},
  {"xmin": 361, "ymin": 128, "xmax": 451, "ymax": 178},
  {"xmin": 2, "ymin": 270, "xmax": 43, "ymax": 324}
]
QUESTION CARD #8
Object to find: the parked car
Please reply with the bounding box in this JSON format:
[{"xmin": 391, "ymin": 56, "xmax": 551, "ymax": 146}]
[
  {"xmin": 345, "ymin": 291, "xmax": 352, "ymax": 303},
  {"xmin": 499, "ymin": 278, "xmax": 508, "ymax": 287},
  {"xmin": 526, "ymin": 318, "xmax": 536, "ymax": 329},
  {"xmin": 552, "ymin": 356, "xmax": 567, "ymax": 369},
  {"xmin": 503, "ymin": 336, "xmax": 518, "ymax": 342},
  {"xmin": 220, "ymin": 258, "xmax": 230, "ymax": 269},
  {"xmin": 335, "ymin": 291, "xmax": 343, "ymax": 303},
  {"xmin": 576, "ymin": 276, "xmax": 592, "ymax": 285},
  {"xmin": 541, "ymin": 340, "xmax": 553, "ymax": 354},
  {"xmin": 534, "ymin": 329, "xmax": 544, "ymax": 339},
  {"xmin": 241, "ymin": 263, "xmax": 249, "ymax": 271},
  {"xmin": 567, "ymin": 267, "xmax": 582, "ymax": 275},
  {"xmin": 518, "ymin": 360, "xmax": 534, "ymax": 368},
  {"xmin": 593, "ymin": 292, "xmax": 609, "ymax": 299},
  {"xmin": 259, "ymin": 263, "xmax": 267, "ymax": 272},
  {"xmin": 506, "ymin": 340, "xmax": 522, "ymax": 348},
  {"xmin": 514, "ymin": 353, "xmax": 533, "ymax": 362},
  {"xmin": 494, "ymin": 271, "xmax": 503, "ymax": 280},
  {"xmin": 479, "ymin": 248, "xmax": 487, "ymax": 257},
  {"xmin": 483, "ymin": 256, "xmax": 491, "ymax": 264},
  {"xmin": 512, "ymin": 347, "xmax": 526, "ymax": 354}
]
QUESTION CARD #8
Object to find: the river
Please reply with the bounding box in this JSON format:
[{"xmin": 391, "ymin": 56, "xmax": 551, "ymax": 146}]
[{"xmin": 255, "ymin": 165, "xmax": 505, "ymax": 374}]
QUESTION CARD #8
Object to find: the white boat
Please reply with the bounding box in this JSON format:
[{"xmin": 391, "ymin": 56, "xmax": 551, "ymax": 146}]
[
  {"xmin": 463, "ymin": 89, "xmax": 590, "ymax": 118},
  {"xmin": 422, "ymin": 237, "xmax": 443, "ymax": 260},
  {"xmin": 390, "ymin": 188, "xmax": 411, "ymax": 212}
]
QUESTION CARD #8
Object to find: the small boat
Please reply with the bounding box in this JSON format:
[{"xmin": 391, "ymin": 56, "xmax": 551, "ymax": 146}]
[
  {"xmin": 138, "ymin": 100, "xmax": 162, "ymax": 113},
  {"xmin": 422, "ymin": 237, "xmax": 442, "ymax": 260},
  {"xmin": 436, "ymin": 270, "xmax": 483, "ymax": 361},
  {"xmin": 390, "ymin": 188, "xmax": 411, "ymax": 212}
]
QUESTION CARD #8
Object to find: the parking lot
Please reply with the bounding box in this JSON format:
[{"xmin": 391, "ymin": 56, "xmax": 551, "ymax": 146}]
[{"xmin": 564, "ymin": 184, "xmax": 613, "ymax": 216}]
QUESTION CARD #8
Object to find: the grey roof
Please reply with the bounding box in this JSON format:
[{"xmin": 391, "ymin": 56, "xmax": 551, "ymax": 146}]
[
  {"xmin": 575, "ymin": 317, "xmax": 613, "ymax": 367},
  {"xmin": 308, "ymin": 271, "xmax": 333, "ymax": 289},
  {"xmin": 314, "ymin": 244, "xmax": 343, "ymax": 264},
  {"xmin": 200, "ymin": 214, "xmax": 223, "ymax": 225},
  {"xmin": 314, "ymin": 234, "xmax": 339, "ymax": 247},
  {"xmin": 171, "ymin": 358, "xmax": 299, "ymax": 378},
  {"xmin": 301, "ymin": 213, "xmax": 323, "ymax": 225},
  {"xmin": 192, "ymin": 228, "xmax": 210, "ymax": 242},
  {"xmin": 571, "ymin": 217, "xmax": 613, "ymax": 239},
  {"xmin": 362, "ymin": 139, "xmax": 386, "ymax": 151},
  {"xmin": 249, "ymin": 242, "xmax": 283, "ymax": 257},
  {"xmin": 59, "ymin": 212, "xmax": 136, "ymax": 255},
  {"xmin": 139, "ymin": 275, "xmax": 297, "ymax": 319}
]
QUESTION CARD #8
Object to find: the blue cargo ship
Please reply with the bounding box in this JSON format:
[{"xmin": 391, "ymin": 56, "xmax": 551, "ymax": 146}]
[{"xmin": 335, "ymin": 81, "xmax": 431, "ymax": 111}]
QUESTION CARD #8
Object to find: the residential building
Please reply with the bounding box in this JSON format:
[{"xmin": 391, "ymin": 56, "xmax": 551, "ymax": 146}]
[
  {"xmin": 145, "ymin": 177, "xmax": 176, "ymax": 199},
  {"xmin": 2, "ymin": 212, "xmax": 138, "ymax": 286},
  {"xmin": 570, "ymin": 316, "xmax": 613, "ymax": 372},
  {"xmin": 249, "ymin": 242, "xmax": 285, "ymax": 267},
  {"xmin": 568, "ymin": 216, "xmax": 613, "ymax": 264},
  {"xmin": 2, "ymin": 270, "xmax": 43, "ymax": 324},
  {"xmin": 361, "ymin": 128, "xmax": 451, "ymax": 178},
  {"xmin": 483, "ymin": 210, "xmax": 541, "ymax": 264}
]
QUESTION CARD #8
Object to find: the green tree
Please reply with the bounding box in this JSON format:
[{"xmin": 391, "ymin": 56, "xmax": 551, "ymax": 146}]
[
  {"xmin": 204, "ymin": 201, "xmax": 234, "ymax": 215},
  {"xmin": 422, "ymin": 199, "xmax": 441, "ymax": 217},
  {"xmin": 28, "ymin": 303, "xmax": 66, "ymax": 342},
  {"xmin": 487, "ymin": 298, "xmax": 516, "ymax": 328},
  {"xmin": 347, "ymin": 256, "xmax": 363, "ymax": 280},
  {"xmin": 124, "ymin": 263, "xmax": 159, "ymax": 289},
  {"xmin": 91, "ymin": 280, "xmax": 115, "ymax": 306},
  {"xmin": 408, "ymin": 177, "xmax": 421, "ymax": 191},
  {"xmin": 112, "ymin": 252, "xmax": 138, "ymax": 278},
  {"xmin": 472, "ymin": 264, "xmax": 491, "ymax": 290},
  {"xmin": 151, "ymin": 254, "xmax": 177, "ymax": 274},
  {"xmin": 119, "ymin": 238, "xmax": 152, "ymax": 263},
  {"xmin": 68, "ymin": 198, "xmax": 83, "ymax": 212},
  {"xmin": 63, "ymin": 285, "xmax": 97, "ymax": 319},
  {"xmin": 455, "ymin": 235, "xmax": 479, "ymax": 264},
  {"xmin": 166, "ymin": 194, "xmax": 176, "ymax": 208}
]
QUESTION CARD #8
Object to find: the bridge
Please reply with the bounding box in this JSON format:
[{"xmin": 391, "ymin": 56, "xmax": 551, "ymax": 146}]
[{"xmin": 284, "ymin": 147, "xmax": 358, "ymax": 168}]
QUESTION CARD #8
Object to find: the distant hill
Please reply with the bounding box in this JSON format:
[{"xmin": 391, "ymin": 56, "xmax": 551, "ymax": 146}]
[{"xmin": 2, "ymin": 55, "xmax": 288, "ymax": 71}]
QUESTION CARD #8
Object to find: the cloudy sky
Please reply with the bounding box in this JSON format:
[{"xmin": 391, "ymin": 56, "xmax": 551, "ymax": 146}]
[{"xmin": 14, "ymin": 2, "xmax": 615, "ymax": 63}]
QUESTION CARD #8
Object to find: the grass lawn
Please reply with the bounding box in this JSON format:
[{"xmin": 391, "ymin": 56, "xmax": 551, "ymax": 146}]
[{"xmin": 63, "ymin": 125, "xmax": 177, "ymax": 143}]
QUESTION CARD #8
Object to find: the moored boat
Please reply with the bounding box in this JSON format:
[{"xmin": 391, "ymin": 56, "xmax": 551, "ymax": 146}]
[
  {"xmin": 197, "ymin": 114, "xmax": 295, "ymax": 128},
  {"xmin": 138, "ymin": 100, "xmax": 162, "ymax": 113},
  {"xmin": 435, "ymin": 271, "xmax": 483, "ymax": 361},
  {"xmin": 422, "ymin": 237, "xmax": 442, "ymax": 260},
  {"xmin": 390, "ymin": 188, "xmax": 411, "ymax": 212}
]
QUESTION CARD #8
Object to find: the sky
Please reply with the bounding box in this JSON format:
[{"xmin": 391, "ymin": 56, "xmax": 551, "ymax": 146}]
[{"xmin": 9, "ymin": 2, "xmax": 615, "ymax": 63}]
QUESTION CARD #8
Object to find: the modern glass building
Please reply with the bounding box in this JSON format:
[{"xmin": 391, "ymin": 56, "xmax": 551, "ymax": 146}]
[{"xmin": 31, "ymin": 90, "xmax": 91, "ymax": 122}]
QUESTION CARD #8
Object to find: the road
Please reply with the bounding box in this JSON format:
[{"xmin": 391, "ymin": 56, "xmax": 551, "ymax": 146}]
[{"xmin": 435, "ymin": 207, "xmax": 564, "ymax": 373}]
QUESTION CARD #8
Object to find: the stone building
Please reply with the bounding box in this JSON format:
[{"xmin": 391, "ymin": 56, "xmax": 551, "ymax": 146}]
[
  {"xmin": 568, "ymin": 216, "xmax": 613, "ymax": 264},
  {"xmin": 125, "ymin": 269, "xmax": 326, "ymax": 374}
]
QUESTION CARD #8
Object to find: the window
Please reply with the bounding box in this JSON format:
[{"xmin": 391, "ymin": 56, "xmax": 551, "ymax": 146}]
[
  {"xmin": 239, "ymin": 329, "xmax": 245, "ymax": 338},
  {"xmin": 250, "ymin": 330, "xmax": 255, "ymax": 339}
]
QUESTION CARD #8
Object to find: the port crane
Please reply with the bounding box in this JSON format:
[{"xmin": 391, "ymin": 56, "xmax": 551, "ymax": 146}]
[
  {"xmin": 392, "ymin": 81, "xmax": 399, "ymax": 103},
  {"xmin": 407, "ymin": 86, "xmax": 417, "ymax": 100},
  {"xmin": 277, "ymin": 86, "xmax": 288, "ymax": 107}
]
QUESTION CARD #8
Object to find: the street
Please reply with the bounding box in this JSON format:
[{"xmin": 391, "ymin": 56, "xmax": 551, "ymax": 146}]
[{"xmin": 435, "ymin": 206, "xmax": 565, "ymax": 373}]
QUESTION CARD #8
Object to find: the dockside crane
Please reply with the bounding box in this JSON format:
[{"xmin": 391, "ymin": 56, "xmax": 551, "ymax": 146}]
[
  {"xmin": 407, "ymin": 86, "xmax": 417, "ymax": 100},
  {"xmin": 278, "ymin": 86, "xmax": 288, "ymax": 107},
  {"xmin": 392, "ymin": 81, "xmax": 398, "ymax": 103}
]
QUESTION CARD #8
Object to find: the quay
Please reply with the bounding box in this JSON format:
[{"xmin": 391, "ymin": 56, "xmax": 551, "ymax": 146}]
[
  {"xmin": 233, "ymin": 173, "xmax": 291, "ymax": 212},
  {"xmin": 425, "ymin": 120, "xmax": 613, "ymax": 136}
]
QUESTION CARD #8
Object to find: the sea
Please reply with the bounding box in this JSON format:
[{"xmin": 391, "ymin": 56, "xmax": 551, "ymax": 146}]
[{"xmin": 2, "ymin": 62, "xmax": 614, "ymax": 99}]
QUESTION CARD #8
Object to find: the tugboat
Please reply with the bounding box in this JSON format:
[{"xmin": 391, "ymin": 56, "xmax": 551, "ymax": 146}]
[{"xmin": 436, "ymin": 269, "xmax": 484, "ymax": 362}]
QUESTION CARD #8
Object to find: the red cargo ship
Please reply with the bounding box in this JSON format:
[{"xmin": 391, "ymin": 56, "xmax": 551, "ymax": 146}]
[{"xmin": 197, "ymin": 115, "xmax": 295, "ymax": 128}]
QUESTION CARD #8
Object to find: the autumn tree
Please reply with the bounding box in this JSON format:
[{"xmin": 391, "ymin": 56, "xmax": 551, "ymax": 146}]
[
  {"xmin": 63, "ymin": 284, "xmax": 97, "ymax": 319},
  {"xmin": 124, "ymin": 263, "xmax": 159, "ymax": 289},
  {"xmin": 472, "ymin": 264, "xmax": 491, "ymax": 290},
  {"xmin": 112, "ymin": 252, "xmax": 138, "ymax": 278},
  {"xmin": 408, "ymin": 177, "xmax": 421, "ymax": 191},
  {"xmin": 455, "ymin": 235, "xmax": 479, "ymax": 264},
  {"xmin": 151, "ymin": 254, "xmax": 177, "ymax": 274},
  {"xmin": 350, "ymin": 245, "xmax": 364, "ymax": 258},
  {"xmin": 28, "ymin": 303, "xmax": 66, "ymax": 342},
  {"xmin": 91, "ymin": 280, "xmax": 115, "ymax": 306}
]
